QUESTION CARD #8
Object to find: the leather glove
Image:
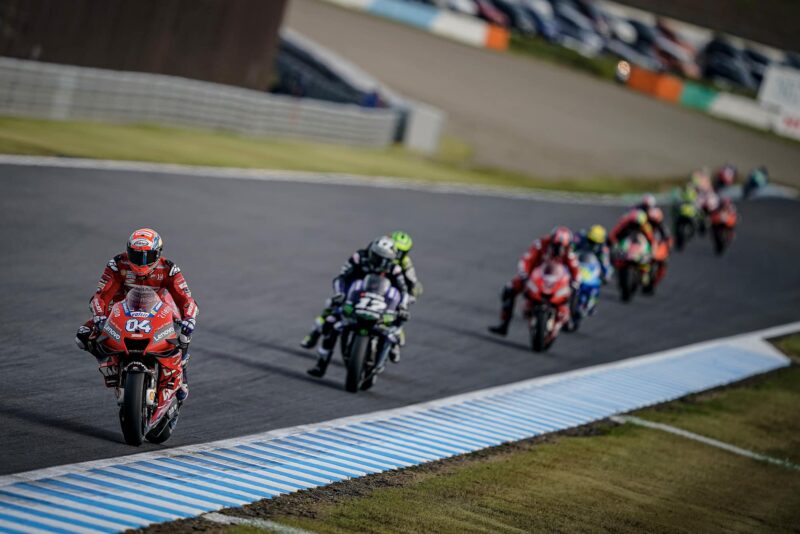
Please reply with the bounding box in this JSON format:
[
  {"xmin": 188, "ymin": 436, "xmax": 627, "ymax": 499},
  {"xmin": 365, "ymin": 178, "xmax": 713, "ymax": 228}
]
[
  {"xmin": 397, "ymin": 307, "xmax": 410, "ymax": 322},
  {"xmin": 180, "ymin": 317, "xmax": 196, "ymax": 337},
  {"xmin": 92, "ymin": 315, "xmax": 107, "ymax": 332}
]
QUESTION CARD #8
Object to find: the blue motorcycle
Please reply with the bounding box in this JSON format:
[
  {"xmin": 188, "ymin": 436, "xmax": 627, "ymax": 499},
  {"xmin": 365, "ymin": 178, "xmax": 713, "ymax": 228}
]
[{"xmin": 571, "ymin": 252, "xmax": 603, "ymax": 331}]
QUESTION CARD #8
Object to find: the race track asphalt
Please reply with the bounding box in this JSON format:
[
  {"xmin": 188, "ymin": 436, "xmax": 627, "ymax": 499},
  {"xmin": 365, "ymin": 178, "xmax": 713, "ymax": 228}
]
[
  {"xmin": 286, "ymin": 0, "xmax": 800, "ymax": 184},
  {"xmin": 0, "ymin": 163, "xmax": 798, "ymax": 475}
]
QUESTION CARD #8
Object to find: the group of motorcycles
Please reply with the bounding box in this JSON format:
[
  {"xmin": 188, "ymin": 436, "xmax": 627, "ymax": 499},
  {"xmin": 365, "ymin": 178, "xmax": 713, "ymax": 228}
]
[
  {"xmin": 523, "ymin": 167, "xmax": 746, "ymax": 354},
  {"xmin": 91, "ymin": 165, "xmax": 758, "ymax": 447}
]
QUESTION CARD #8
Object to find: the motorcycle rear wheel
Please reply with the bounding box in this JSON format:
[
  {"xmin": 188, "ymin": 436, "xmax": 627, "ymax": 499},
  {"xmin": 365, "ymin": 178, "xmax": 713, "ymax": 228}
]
[
  {"xmin": 346, "ymin": 334, "xmax": 369, "ymax": 393},
  {"xmin": 120, "ymin": 371, "xmax": 147, "ymax": 446}
]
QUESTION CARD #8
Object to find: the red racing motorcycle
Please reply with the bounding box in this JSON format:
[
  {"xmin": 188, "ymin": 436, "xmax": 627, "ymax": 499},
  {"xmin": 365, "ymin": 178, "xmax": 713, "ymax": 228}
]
[
  {"xmin": 524, "ymin": 261, "xmax": 572, "ymax": 352},
  {"xmin": 710, "ymin": 203, "xmax": 738, "ymax": 255},
  {"xmin": 93, "ymin": 286, "xmax": 187, "ymax": 446}
]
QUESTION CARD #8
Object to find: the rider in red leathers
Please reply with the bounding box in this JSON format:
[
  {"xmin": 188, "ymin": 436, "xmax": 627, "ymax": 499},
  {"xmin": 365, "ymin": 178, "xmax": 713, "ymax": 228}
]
[
  {"xmin": 489, "ymin": 227, "xmax": 579, "ymax": 336},
  {"xmin": 75, "ymin": 228, "xmax": 198, "ymax": 401},
  {"xmin": 610, "ymin": 209, "xmax": 654, "ymax": 247}
]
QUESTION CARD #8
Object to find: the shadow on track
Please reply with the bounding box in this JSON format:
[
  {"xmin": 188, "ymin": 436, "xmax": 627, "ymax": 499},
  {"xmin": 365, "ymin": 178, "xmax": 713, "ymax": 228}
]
[
  {"xmin": 425, "ymin": 318, "xmax": 532, "ymax": 353},
  {"xmin": 203, "ymin": 325, "xmax": 344, "ymax": 368},
  {"xmin": 0, "ymin": 403, "xmax": 122, "ymax": 444},
  {"xmin": 207, "ymin": 350, "xmax": 343, "ymax": 391}
]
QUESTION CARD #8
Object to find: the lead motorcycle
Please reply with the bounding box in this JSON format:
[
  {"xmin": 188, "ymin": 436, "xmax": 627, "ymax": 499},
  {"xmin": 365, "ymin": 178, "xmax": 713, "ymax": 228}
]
[
  {"xmin": 93, "ymin": 286, "xmax": 188, "ymax": 445},
  {"xmin": 525, "ymin": 261, "xmax": 572, "ymax": 352},
  {"xmin": 613, "ymin": 232, "xmax": 652, "ymax": 302},
  {"xmin": 338, "ymin": 274, "xmax": 401, "ymax": 393}
]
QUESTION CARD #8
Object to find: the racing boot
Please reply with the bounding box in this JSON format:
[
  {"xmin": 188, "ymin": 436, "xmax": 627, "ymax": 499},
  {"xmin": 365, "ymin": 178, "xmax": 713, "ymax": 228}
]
[
  {"xmin": 489, "ymin": 284, "xmax": 516, "ymax": 336},
  {"xmin": 176, "ymin": 353, "xmax": 190, "ymax": 402},
  {"xmin": 307, "ymin": 348, "xmax": 332, "ymax": 378},
  {"xmin": 488, "ymin": 320, "xmax": 510, "ymax": 336},
  {"xmin": 389, "ymin": 328, "xmax": 405, "ymax": 363},
  {"xmin": 300, "ymin": 328, "xmax": 321, "ymax": 349}
]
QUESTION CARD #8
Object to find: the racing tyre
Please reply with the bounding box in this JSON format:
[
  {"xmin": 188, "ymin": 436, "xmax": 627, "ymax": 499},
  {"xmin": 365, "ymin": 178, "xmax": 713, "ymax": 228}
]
[
  {"xmin": 346, "ymin": 335, "xmax": 369, "ymax": 393},
  {"xmin": 619, "ymin": 266, "xmax": 634, "ymax": 302},
  {"xmin": 530, "ymin": 307, "xmax": 547, "ymax": 353},
  {"xmin": 675, "ymin": 220, "xmax": 690, "ymax": 251},
  {"xmin": 120, "ymin": 371, "xmax": 147, "ymax": 446},
  {"xmin": 712, "ymin": 226, "xmax": 728, "ymax": 255}
]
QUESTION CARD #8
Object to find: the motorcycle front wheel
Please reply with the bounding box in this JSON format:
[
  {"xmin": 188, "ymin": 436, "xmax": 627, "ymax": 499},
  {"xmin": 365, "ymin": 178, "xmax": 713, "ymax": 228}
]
[
  {"xmin": 346, "ymin": 334, "xmax": 370, "ymax": 393},
  {"xmin": 530, "ymin": 307, "xmax": 548, "ymax": 352},
  {"xmin": 619, "ymin": 266, "xmax": 635, "ymax": 302},
  {"xmin": 120, "ymin": 371, "xmax": 147, "ymax": 446}
]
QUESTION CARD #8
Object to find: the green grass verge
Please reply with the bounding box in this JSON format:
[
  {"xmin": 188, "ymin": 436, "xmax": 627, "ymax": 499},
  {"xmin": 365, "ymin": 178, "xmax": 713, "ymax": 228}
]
[
  {"xmin": 0, "ymin": 116, "xmax": 684, "ymax": 194},
  {"xmin": 510, "ymin": 36, "xmax": 619, "ymax": 81},
  {"xmin": 226, "ymin": 336, "xmax": 800, "ymax": 533}
]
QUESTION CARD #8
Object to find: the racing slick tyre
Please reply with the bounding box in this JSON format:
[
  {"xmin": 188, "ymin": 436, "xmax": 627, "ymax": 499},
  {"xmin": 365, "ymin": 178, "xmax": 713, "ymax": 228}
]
[
  {"xmin": 120, "ymin": 371, "xmax": 147, "ymax": 446},
  {"xmin": 675, "ymin": 220, "xmax": 691, "ymax": 251},
  {"xmin": 712, "ymin": 226, "xmax": 728, "ymax": 255},
  {"xmin": 346, "ymin": 335, "xmax": 369, "ymax": 393},
  {"xmin": 530, "ymin": 307, "xmax": 547, "ymax": 353},
  {"xmin": 619, "ymin": 266, "xmax": 635, "ymax": 303}
]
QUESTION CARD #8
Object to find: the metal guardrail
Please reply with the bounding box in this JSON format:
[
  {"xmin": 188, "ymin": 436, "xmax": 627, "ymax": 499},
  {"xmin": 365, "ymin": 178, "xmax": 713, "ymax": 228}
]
[{"xmin": 0, "ymin": 57, "xmax": 399, "ymax": 147}]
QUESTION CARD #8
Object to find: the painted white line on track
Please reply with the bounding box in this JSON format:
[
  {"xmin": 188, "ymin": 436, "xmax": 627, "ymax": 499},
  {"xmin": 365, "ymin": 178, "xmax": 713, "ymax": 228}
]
[
  {"xmin": 203, "ymin": 512, "xmax": 315, "ymax": 533},
  {"xmin": 2, "ymin": 155, "xmax": 797, "ymax": 204},
  {"xmin": 0, "ymin": 321, "xmax": 796, "ymax": 533},
  {"xmin": 611, "ymin": 416, "xmax": 800, "ymax": 470}
]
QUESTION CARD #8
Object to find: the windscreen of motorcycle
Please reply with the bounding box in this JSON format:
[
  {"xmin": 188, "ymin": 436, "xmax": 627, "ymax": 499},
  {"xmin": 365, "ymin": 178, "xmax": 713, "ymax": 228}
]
[
  {"xmin": 362, "ymin": 274, "xmax": 390, "ymax": 296},
  {"xmin": 125, "ymin": 285, "xmax": 160, "ymax": 313}
]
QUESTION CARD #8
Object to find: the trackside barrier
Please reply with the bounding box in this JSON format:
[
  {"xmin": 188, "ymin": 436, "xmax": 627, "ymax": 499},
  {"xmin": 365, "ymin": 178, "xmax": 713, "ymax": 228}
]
[
  {"xmin": 322, "ymin": 0, "xmax": 509, "ymax": 50},
  {"xmin": 708, "ymin": 93, "xmax": 776, "ymax": 131},
  {"xmin": 0, "ymin": 57, "xmax": 399, "ymax": 148},
  {"xmin": 624, "ymin": 65, "xmax": 788, "ymax": 137},
  {"xmin": 679, "ymin": 82, "xmax": 718, "ymax": 110}
]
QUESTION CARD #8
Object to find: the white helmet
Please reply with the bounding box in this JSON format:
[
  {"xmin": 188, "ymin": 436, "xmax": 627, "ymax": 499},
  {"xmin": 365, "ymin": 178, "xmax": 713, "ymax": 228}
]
[{"xmin": 367, "ymin": 236, "xmax": 396, "ymax": 271}]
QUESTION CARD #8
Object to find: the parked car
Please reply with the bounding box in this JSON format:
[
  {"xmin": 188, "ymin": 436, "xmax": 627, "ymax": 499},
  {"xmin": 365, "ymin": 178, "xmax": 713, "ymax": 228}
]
[
  {"xmin": 434, "ymin": 0, "xmax": 479, "ymax": 16},
  {"xmin": 742, "ymin": 47, "xmax": 772, "ymax": 86},
  {"xmin": 474, "ymin": 0, "xmax": 510, "ymax": 26},
  {"xmin": 701, "ymin": 37, "xmax": 759, "ymax": 91},
  {"xmin": 625, "ymin": 19, "xmax": 700, "ymax": 78},
  {"xmin": 654, "ymin": 19, "xmax": 701, "ymax": 79},
  {"xmin": 518, "ymin": 0, "xmax": 560, "ymax": 42},
  {"xmin": 605, "ymin": 15, "xmax": 663, "ymax": 71},
  {"xmin": 568, "ymin": 0, "xmax": 611, "ymax": 38},
  {"xmin": 549, "ymin": 0, "xmax": 604, "ymax": 57},
  {"xmin": 488, "ymin": 0, "xmax": 537, "ymax": 34}
]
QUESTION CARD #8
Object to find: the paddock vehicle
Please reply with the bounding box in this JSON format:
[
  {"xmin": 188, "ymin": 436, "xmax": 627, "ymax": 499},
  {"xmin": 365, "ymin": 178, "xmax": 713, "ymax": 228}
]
[
  {"xmin": 613, "ymin": 233, "xmax": 652, "ymax": 302},
  {"xmin": 339, "ymin": 274, "xmax": 401, "ymax": 393},
  {"xmin": 525, "ymin": 261, "xmax": 572, "ymax": 352},
  {"xmin": 571, "ymin": 252, "xmax": 603, "ymax": 331},
  {"xmin": 94, "ymin": 286, "xmax": 187, "ymax": 445}
]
